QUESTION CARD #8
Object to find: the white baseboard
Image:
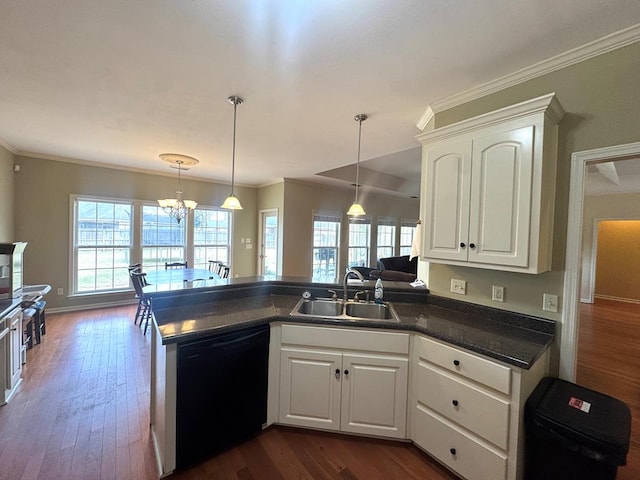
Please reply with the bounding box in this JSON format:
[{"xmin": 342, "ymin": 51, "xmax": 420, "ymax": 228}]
[
  {"xmin": 593, "ymin": 294, "xmax": 640, "ymax": 305},
  {"xmin": 47, "ymin": 299, "xmax": 137, "ymax": 314}
]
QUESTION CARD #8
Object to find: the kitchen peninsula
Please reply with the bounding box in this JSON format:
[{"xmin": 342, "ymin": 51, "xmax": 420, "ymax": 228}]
[{"xmin": 148, "ymin": 277, "xmax": 554, "ymax": 480}]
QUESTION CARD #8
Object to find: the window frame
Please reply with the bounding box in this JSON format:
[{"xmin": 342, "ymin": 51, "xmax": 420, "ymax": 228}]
[
  {"xmin": 311, "ymin": 211, "xmax": 341, "ymax": 283},
  {"xmin": 347, "ymin": 216, "xmax": 371, "ymax": 268},
  {"xmin": 376, "ymin": 217, "xmax": 397, "ymax": 260}
]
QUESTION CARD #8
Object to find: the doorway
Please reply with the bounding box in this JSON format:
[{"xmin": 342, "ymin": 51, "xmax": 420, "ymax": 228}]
[
  {"xmin": 562, "ymin": 141, "xmax": 640, "ymax": 380},
  {"xmin": 258, "ymin": 209, "xmax": 279, "ymax": 277}
]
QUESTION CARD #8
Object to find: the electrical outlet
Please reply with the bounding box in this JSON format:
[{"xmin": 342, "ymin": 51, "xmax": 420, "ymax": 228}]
[
  {"xmin": 492, "ymin": 286, "xmax": 504, "ymax": 302},
  {"xmin": 450, "ymin": 279, "xmax": 466, "ymax": 295},
  {"xmin": 57, "ymin": 287, "xmax": 64, "ymax": 295},
  {"xmin": 543, "ymin": 293, "xmax": 559, "ymax": 313}
]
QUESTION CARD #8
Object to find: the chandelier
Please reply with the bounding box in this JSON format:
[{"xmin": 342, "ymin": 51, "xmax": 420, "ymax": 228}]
[
  {"xmin": 157, "ymin": 153, "xmax": 199, "ymax": 223},
  {"xmin": 347, "ymin": 114, "xmax": 367, "ymax": 217},
  {"xmin": 221, "ymin": 95, "xmax": 244, "ymax": 210}
]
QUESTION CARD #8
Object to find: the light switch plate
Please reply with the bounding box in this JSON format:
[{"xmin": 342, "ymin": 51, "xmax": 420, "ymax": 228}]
[{"xmin": 543, "ymin": 293, "xmax": 559, "ymax": 312}]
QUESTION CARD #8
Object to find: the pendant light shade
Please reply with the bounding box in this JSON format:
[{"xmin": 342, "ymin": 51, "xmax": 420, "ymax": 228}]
[
  {"xmin": 221, "ymin": 95, "xmax": 243, "ymax": 210},
  {"xmin": 157, "ymin": 153, "xmax": 199, "ymax": 223},
  {"xmin": 347, "ymin": 113, "xmax": 367, "ymax": 217}
]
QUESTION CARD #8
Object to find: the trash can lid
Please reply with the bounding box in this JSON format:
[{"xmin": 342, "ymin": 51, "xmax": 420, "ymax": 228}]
[{"xmin": 526, "ymin": 377, "xmax": 631, "ymax": 465}]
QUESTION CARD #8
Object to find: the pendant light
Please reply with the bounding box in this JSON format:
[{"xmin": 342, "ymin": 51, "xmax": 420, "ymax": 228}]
[
  {"xmin": 157, "ymin": 153, "xmax": 199, "ymax": 223},
  {"xmin": 347, "ymin": 113, "xmax": 367, "ymax": 217},
  {"xmin": 221, "ymin": 95, "xmax": 243, "ymax": 210}
]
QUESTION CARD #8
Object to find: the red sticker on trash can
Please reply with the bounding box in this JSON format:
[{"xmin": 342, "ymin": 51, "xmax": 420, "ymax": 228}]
[{"xmin": 569, "ymin": 396, "xmax": 591, "ymax": 413}]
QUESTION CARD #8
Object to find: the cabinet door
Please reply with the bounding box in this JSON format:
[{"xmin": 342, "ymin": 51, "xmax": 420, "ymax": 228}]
[
  {"xmin": 468, "ymin": 126, "xmax": 534, "ymax": 267},
  {"xmin": 422, "ymin": 141, "xmax": 472, "ymax": 261},
  {"xmin": 279, "ymin": 348, "xmax": 342, "ymax": 431},
  {"xmin": 341, "ymin": 354, "xmax": 408, "ymax": 438},
  {"xmin": 7, "ymin": 310, "xmax": 22, "ymax": 391}
]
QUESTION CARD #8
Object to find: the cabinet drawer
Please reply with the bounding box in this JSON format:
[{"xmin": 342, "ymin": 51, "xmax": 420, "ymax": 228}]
[
  {"xmin": 416, "ymin": 362, "xmax": 510, "ymax": 449},
  {"xmin": 414, "ymin": 405, "xmax": 507, "ymax": 480},
  {"xmin": 416, "ymin": 336, "xmax": 511, "ymax": 395},
  {"xmin": 282, "ymin": 324, "xmax": 409, "ymax": 354}
]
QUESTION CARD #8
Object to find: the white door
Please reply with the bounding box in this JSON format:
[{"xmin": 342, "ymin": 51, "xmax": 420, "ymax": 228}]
[
  {"xmin": 258, "ymin": 209, "xmax": 278, "ymax": 277},
  {"xmin": 468, "ymin": 126, "xmax": 533, "ymax": 267},
  {"xmin": 279, "ymin": 348, "xmax": 342, "ymax": 431},
  {"xmin": 340, "ymin": 353, "xmax": 408, "ymax": 438},
  {"xmin": 422, "ymin": 141, "xmax": 473, "ymax": 261}
]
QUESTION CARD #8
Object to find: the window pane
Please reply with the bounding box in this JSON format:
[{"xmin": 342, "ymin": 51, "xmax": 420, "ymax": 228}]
[
  {"xmin": 348, "ymin": 220, "xmax": 370, "ymax": 267},
  {"xmin": 377, "ymin": 221, "xmax": 396, "ymax": 260},
  {"xmin": 193, "ymin": 208, "xmax": 231, "ymax": 271},
  {"xmin": 142, "ymin": 205, "xmax": 187, "ymax": 271},
  {"xmin": 400, "ymin": 224, "xmax": 416, "ymax": 256},
  {"xmin": 74, "ymin": 199, "xmax": 132, "ymax": 294},
  {"xmin": 312, "ymin": 214, "xmax": 340, "ymax": 282}
]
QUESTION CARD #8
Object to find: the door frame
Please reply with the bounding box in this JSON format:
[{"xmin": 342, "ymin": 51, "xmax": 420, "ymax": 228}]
[{"xmin": 561, "ymin": 141, "xmax": 640, "ymax": 380}]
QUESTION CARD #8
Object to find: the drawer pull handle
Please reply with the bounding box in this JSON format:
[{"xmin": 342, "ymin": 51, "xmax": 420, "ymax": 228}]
[
  {"xmin": 452, "ymin": 400, "xmax": 459, "ymax": 407},
  {"xmin": 450, "ymin": 448, "xmax": 456, "ymax": 455},
  {"xmin": 453, "ymin": 359, "xmax": 460, "ymax": 367}
]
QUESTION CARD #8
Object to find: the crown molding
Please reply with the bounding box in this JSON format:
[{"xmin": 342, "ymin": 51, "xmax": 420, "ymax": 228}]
[
  {"xmin": 418, "ymin": 23, "xmax": 640, "ymax": 129},
  {"xmin": 0, "ymin": 137, "xmax": 17, "ymax": 154}
]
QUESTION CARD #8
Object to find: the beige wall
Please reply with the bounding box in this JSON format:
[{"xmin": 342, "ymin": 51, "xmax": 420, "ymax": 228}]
[
  {"xmin": 424, "ymin": 43, "xmax": 640, "ymax": 321},
  {"xmin": 282, "ymin": 178, "xmax": 419, "ymax": 278},
  {"xmin": 13, "ymin": 155, "xmax": 257, "ymax": 309},
  {"xmin": 594, "ymin": 220, "xmax": 640, "ymax": 302},
  {"xmin": 581, "ymin": 193, "xmax": 640, "ymax": 301},
  {"xmin": 0, "ymin": 145, "xmax": 14, "ymax": 242}
]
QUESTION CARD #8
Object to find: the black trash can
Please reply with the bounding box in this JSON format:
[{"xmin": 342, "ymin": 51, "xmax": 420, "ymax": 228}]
[{"xmin": 525, "ymin": 377, "xmax": 631, "ymax": 480}]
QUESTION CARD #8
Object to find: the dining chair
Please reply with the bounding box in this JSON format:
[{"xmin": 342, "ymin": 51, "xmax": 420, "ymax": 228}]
[
  {"xmin": 165, "ymin": 261, "xmax": 188, "ymax": 269},
  {"xmin": 208, "ymin": 260, "xmax": 222, "ymax": 274},
  {"xmin": 130, "ymin": 271, "xmax": 152, "ymax": 333},
  {"xmin": 219, "ymin": 265, "xmax": 230, "ymax": 279}
]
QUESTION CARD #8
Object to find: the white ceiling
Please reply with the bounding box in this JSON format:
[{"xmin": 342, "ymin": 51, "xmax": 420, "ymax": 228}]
[{"xmin": 1, "ymin": 1, "xmax": 639, "ymax": 198}]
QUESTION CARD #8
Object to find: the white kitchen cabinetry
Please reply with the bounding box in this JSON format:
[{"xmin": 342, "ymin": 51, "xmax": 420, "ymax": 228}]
[
  {"xmin": 411, "ymin": 335, "xmax": 548, "ymax": 480},
  {"xmin": 278, "ymin": 324, "xmax": 409, "ymax": 439},
  {"xmin": 4, "ymin": 306, "xmax": 23, "ymax": 402},
  {"xmin": 417, "ymin": 93, "xmax": 564, "ymax": 273}
]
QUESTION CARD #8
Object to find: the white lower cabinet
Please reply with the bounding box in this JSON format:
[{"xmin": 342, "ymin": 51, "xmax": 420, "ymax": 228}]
[
  {"xmin": 278, "ymin": 325, "xmax": 409, "ymax": 439},
  {"xmin": 5, "ymin": 307, "xmax": 23, "ymax": 401},
  {"xmin": 411, "ymin": 335, "xmax": 548, "ymax": 480}
]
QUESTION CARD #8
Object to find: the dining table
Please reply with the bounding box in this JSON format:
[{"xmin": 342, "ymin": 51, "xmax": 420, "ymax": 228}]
[{"xmin": 142, "ymin": 268, "xmax": 223, "ymax": 296}]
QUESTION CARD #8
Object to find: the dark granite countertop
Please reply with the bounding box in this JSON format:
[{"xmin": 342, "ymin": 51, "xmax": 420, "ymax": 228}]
[
  {"xmin": 151, "ymin": 280, "xmax": 554, "ymax": 370},
  {"xmin": 0, "ymin": 299, "xmax": 22, "ymax": 319}
]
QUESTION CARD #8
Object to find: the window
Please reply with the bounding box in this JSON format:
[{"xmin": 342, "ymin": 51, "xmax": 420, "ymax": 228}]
[
  {"xmin": 312, "ymin": 213, "xmax": 341, "ymax": 283},
  {"xmin": 74, "ymin": 198, "xmax": 132, "ymax": 293},
  {"xmin": 141, "ymin": 205, "xmax": 186, "ymax": 272},
  {"xmin": 399, "ymin": 221, "xmax": 417, "ymax": 256},
  {"xmin": 71, "ymin": 196, "xmax": 233, "ymax": 295},
  {"xmin": 193, "ymin": 208, "xmax": 231, "ymax": 270},
  {"xmin": 348, "ymin": 218, "xmax": 370, "ymax": 268},
  {"xmin": 376, "ymin": 218, "xmax": 396, "ymax": 260}
]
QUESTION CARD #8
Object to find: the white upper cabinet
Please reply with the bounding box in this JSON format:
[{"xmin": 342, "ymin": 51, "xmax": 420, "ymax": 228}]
[{"xmin": 417, "ymin": 93, "xmax": 564, "ymax": 273}]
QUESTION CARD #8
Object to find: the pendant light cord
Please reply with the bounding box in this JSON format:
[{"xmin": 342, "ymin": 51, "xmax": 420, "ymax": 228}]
[{"xmin": 231, "ymin": 100, "xmax": 238, "ymax": 195}]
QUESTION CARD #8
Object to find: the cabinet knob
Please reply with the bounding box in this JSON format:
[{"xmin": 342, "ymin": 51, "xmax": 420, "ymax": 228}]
[
  {"xmin": 450, "ymin": 448, "xmax": 457, "ymax": 455},
  {"xmin": 344, "ymin": 369, "xmax": 349, "ymax": 376},
  {"xmin": 452, "ymin": 400, "xmax": 459, "ymax": 407},
  {"xmin": 469, "ymin": 243, "xmax": 476, "ymax": 249},
  {"xmin": 460, "ymin": 242, "xmax": 466, "ymax": 248},
  {"xmin": 335, "ymin": 369, "xmax": 340, "ymax": 379},
  {"xmin": 453, "ymin": 359, "xmax": 460, "ymax": 367}
]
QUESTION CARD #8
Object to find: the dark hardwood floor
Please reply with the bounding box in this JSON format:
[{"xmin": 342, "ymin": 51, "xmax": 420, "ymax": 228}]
[
  {"xmin": 0, "ymin": 306, "xmax": 456, "ymax": 480},
  {"xmin": 577, "ymin": 298, "xmax": 640, "ymax": 480},
  {"xmin": 1, "ymin": 300, "xmax": 637, "ymax": 479}
]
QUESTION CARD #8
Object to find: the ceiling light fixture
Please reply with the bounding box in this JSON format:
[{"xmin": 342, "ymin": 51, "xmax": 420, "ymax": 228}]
[
  {"xmin": 347, "ymin": 113, "xmax": 367, "ymax": 217},
  {"xmin": 221, "ymin": 95, "xmax": 243, "ymax": 210},
  {"xmin": 157, "ymin": 153, "xmax": 199, "ymax": 224}
]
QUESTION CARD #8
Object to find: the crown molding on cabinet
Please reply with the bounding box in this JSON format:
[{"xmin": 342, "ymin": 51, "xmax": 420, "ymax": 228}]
[{"xmin": 416, "ymin": 23, "xmax": 640, "ymax": 131}]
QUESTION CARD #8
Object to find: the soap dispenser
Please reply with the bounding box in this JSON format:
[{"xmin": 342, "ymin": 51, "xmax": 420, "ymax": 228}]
[{"xmin": 374, "ymin": 278, "xmax": 384, "ymax": 304}]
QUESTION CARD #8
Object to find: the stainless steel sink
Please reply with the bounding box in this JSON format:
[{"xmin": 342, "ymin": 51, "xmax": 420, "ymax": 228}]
[
  {"xmin": 290, "ymin": 298, "xmax": 399, "ymax": 322},
  {"xmin": 345, "ymin": 302, "xmax": 395, "ymax": 320},
  {"xmin": 293, "ymin": 298, "xmax": 343, "ymax": 317}
]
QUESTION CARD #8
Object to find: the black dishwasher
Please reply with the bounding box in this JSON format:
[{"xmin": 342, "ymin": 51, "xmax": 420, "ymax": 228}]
[{"xmin": 176, "ymin": 324, "xmax": 270, "ymax": 469}]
